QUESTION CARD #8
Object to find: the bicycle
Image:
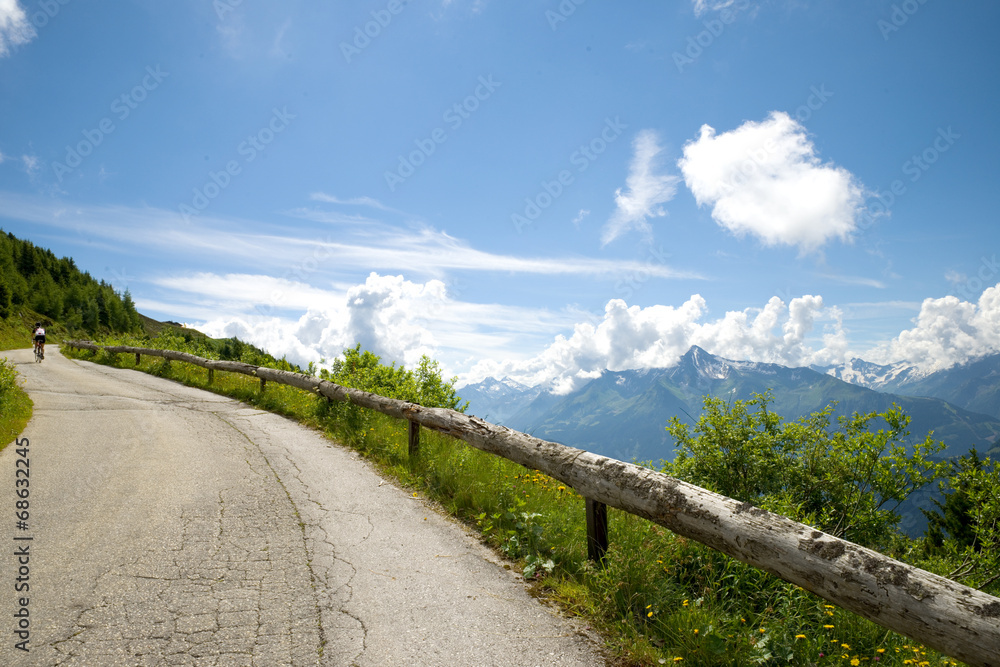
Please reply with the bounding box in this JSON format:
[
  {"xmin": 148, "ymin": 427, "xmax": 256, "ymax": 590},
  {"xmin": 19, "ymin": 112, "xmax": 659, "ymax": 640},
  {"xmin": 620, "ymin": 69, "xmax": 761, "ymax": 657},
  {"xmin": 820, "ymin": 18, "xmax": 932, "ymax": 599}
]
[{"xmin": 33, "ymin": 340, "xmax": 44, "ymax": 363}]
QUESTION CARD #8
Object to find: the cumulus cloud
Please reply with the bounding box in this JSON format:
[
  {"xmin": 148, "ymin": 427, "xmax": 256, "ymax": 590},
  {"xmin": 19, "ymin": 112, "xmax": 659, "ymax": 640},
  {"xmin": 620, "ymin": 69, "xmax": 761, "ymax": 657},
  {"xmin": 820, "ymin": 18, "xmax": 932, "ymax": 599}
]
[
  {"xmin": 601, "ymin": 130, "xmax": 680, "ymax": 246},
  {"xmin": 194, "ymin": 273, "xmax": 445, "ymax": 370},
  {"xmin": 865, "ymin": 283, "xmax": 1000, "ymax": 372},
  {"xmin": 0, "ymin": 0, "xmax": 34, "ymax": 57},
  {"xmin": 464, "ymin": 293, "xmax": 845, "ymax": 393},
  {"xmin": 678, "ymin": 111, "xmax": 865, "ymax": 252}
]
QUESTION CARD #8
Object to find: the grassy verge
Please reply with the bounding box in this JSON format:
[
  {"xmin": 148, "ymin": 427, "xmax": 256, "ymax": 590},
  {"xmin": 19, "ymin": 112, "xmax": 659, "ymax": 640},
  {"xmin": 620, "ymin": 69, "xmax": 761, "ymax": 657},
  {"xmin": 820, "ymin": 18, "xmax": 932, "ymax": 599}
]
[
  {"xmin": 62, "ymin": 342, "xmax": 966, "ymax": 666},
  {"xmin": 0, "ymin": 356, "xmax": 32, "ymax": 452}
]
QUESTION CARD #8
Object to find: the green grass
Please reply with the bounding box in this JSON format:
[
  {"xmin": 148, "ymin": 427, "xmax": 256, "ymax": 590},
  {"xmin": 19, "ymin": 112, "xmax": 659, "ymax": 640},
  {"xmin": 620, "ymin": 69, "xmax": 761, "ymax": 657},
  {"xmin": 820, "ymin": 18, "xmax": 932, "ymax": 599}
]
[
  {"xmin": 61, "ymin": 342, "xmax": 969, "ymax": 666},
  {"xmin": 0, "ymin": 356, "xmax": 32, "ymax": 452}
]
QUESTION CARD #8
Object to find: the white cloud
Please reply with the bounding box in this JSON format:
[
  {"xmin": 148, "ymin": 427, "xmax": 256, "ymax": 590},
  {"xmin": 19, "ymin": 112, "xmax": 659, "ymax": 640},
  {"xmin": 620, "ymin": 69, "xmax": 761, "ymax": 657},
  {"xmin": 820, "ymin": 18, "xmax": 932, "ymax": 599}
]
[
  {"xmin": 0, "ymin": 193, "xmax": 702, "ymax": 281},
  {"xmin": 193, "ymin": 273, "xmax": 443, "ymax": 369},
  {"xmin": 154, "ymin": 273, "xmax": 345, "ymax": 313},
  {"xmin": 692, "ymin": 0, "xmax": 739, "ymax": 16},
  {"xmin": 602, "ymin": 130, "xmax": 680, "ymax": 245},
  {"xmin": 678, "ymin": 111, "xmax": 865, "ymax": 252},
  {"xmin": 0, "ymin": 0, "xmax": 34, "ymax": 57},
  {"xmin": 464, "ymin": 293, "xmax": 846, "ymax": 393},
  {"xmin": 21, "ymin": 154, "xmax": 39, "ymax": 175},
  {"xmin": 864, "ymin": 284, "xmax": 1000, "ymax": 372},
  {"xmin": 816, "ymin": 273, "xmax": 887, "ymax": 289},
  {"xmin": 309, "ymin": 192, "xmax": 401, "ymax": 213},
  {"xmin": 151, "ymin": 271, "xmax": 585, "ymax": 376}
]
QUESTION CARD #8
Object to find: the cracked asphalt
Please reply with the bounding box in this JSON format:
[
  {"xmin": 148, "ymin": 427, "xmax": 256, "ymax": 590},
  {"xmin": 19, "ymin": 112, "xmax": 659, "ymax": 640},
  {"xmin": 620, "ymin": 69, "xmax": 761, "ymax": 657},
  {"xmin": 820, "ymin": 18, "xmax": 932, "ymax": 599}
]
[{"xmin": 0, "ymin": 348, "xmax": 607, "ymax": 666}]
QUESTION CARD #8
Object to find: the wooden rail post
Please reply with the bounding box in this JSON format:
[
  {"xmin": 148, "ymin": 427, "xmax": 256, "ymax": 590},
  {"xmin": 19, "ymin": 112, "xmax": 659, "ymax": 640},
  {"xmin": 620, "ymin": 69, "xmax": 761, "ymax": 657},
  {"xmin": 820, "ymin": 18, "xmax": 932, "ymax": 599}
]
[
  {"xmin": 135, "ymin": 353, "xmax": 141, "ymax": 365},
  {"xmin": 207, "ymin": 368, "xmax": 214, "ymax": 385},
  {"xmin": 259, "ymin": 378, "xmax": 266, "ymax": 392},
  {"xmin": 586, "ymin": 498, "xmax": 609, "ymax": 564},
  {"xmin": 408, "ymin": 419, "xmax": 420, "ymax": 462}
]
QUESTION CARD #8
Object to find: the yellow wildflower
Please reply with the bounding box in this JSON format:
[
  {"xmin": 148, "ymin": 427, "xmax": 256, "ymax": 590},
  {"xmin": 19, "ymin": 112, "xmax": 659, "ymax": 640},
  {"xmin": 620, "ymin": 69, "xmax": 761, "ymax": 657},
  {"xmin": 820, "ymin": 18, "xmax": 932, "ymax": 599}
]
[{"xmin": 795, "ymin": 634, "xmax": 806, "ymax": 640}]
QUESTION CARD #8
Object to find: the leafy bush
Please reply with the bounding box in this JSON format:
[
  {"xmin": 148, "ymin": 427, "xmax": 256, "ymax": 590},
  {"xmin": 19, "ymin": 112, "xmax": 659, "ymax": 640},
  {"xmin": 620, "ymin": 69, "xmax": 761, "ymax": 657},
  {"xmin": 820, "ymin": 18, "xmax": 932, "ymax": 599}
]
[
  {"xmin": 923, "ymin": 449, "xmax": 1000, "ymax": 594},
  {"xmin": 663, "ymin": 391, "xmax": 946, "ymax": 550},
  {"xmin": 0, "ymin": 357, "xmax": 18, "ymax": 397}
]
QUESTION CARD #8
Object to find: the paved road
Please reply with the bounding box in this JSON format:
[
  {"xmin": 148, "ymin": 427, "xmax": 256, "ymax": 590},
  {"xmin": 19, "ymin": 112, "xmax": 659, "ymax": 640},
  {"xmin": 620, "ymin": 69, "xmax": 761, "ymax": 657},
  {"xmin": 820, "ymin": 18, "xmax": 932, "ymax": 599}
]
[{"xmin": 0, "ymin": 348, "xmax": 606, "ymax": 666}]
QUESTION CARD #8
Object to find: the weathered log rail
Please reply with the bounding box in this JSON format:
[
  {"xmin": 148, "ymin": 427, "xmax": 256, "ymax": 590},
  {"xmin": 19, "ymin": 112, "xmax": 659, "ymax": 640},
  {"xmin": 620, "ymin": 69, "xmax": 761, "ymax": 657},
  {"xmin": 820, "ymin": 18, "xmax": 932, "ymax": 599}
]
[{"xmin": 64, "ymin": 341, "xmax": 1000, "ymax": 666}]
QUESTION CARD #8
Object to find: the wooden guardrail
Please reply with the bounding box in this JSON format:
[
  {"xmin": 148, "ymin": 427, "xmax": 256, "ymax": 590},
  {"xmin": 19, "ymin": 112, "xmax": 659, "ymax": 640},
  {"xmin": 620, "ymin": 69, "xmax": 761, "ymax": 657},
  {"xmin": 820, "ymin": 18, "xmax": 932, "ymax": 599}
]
[{"xmin": 64, "ymin": 341, "xmax": 1000, "ymax": 666}]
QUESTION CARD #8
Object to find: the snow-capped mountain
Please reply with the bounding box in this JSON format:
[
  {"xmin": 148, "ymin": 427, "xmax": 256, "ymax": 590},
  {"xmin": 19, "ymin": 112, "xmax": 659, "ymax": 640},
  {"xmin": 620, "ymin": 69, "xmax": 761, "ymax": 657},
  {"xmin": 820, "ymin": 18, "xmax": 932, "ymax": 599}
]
[
  {"xmin": 457, "ymin": 376, "xmax": 545, "ymax": 425},
  {"xmin": 817, "ymin": 353, "xmax": 1000, "ymax": 421},
  {"xmin": 813, "ymin": 358, "xmax": 923, "ymax": 392}
]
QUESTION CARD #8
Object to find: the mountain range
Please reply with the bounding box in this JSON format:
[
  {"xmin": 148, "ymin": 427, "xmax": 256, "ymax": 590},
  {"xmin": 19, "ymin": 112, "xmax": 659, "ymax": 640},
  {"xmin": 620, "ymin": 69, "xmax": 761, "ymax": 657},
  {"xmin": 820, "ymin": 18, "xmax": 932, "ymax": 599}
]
[
  {"xmin": 459, "ymin": 347, "xmax": 1000, "ymax": 537},
  {"xmin": 460, "ymin": 347, "xmax": 1000, "ymax": 465}
]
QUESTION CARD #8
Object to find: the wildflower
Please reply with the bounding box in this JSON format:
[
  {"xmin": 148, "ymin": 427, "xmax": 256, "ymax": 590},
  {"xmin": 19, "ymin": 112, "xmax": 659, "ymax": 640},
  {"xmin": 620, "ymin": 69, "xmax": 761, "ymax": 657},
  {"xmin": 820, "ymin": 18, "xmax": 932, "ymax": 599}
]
[
  {"xmin": 682, "ymin": 599, "xmax": 689, "ymax": 607},
  {"xmin": 693, "ymin": 629, "xmax": 699, "ymax": 635},
  {"xmin": 852, "ymin": 660, "xmax": 860, "ymax": 666},
  {"xmin": 647, "ymin": 611, "xmax": 653, "ymax": 618},
  {"xmin": 842, "ymin": 644, "xmax": 851, "ymax": 649},
  {"xmin": 823, "ymin": 624, "xmax": 834, "ymax": 629},
  {"xmin": 824, "ymin": 605, "xmax": 835, "ymax": 609},
  {"xmin": 795, "ymin": 634, "xmax": 806, "ymax": 640},
  {"xmin": 877, "ymin": 649, "xmax": 885, "ymax": 654},
  {"xmin": 759, "ymin": 628, "xmax": 766, "ymax": 634},
  {"xmin": 673, "ymin": 659, "xmax": 683, "ymax": 663}
]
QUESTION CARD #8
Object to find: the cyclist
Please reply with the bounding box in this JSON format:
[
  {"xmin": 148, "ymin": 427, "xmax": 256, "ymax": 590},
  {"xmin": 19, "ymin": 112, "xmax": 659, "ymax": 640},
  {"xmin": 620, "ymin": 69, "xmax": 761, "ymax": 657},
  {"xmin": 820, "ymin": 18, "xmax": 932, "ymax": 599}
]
[{"xmin": 32, "ymin": 322, "xmax": 46, "ymax": 360}]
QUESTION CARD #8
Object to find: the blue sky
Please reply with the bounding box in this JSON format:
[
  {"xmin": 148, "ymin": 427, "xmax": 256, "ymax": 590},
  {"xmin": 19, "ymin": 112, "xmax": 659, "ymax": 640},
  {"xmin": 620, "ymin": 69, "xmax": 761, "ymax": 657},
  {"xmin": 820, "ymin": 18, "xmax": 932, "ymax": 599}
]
[{"xmin": 2, "ymin": 0, "xmax": 998, "ymax": 391}]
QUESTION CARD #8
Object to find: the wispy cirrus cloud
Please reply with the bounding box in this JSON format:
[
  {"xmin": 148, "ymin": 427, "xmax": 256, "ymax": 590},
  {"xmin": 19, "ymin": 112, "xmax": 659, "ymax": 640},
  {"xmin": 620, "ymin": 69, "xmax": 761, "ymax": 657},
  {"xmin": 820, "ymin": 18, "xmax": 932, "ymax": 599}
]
[
  {"xmin": 0, "ymin": 191, "xmax": 702, "ymax": 281},
  {"xmin": 601, "ymin": 130, "xmax": 680, "ymax": 246}
]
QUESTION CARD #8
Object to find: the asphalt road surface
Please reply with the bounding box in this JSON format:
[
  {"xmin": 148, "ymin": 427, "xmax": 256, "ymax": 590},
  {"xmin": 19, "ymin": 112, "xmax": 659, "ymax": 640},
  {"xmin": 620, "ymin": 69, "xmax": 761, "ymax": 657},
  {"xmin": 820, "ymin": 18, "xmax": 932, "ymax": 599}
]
[{"xmin": 0, "ymin": 347, "xmax": 606, "ymax": 666}]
